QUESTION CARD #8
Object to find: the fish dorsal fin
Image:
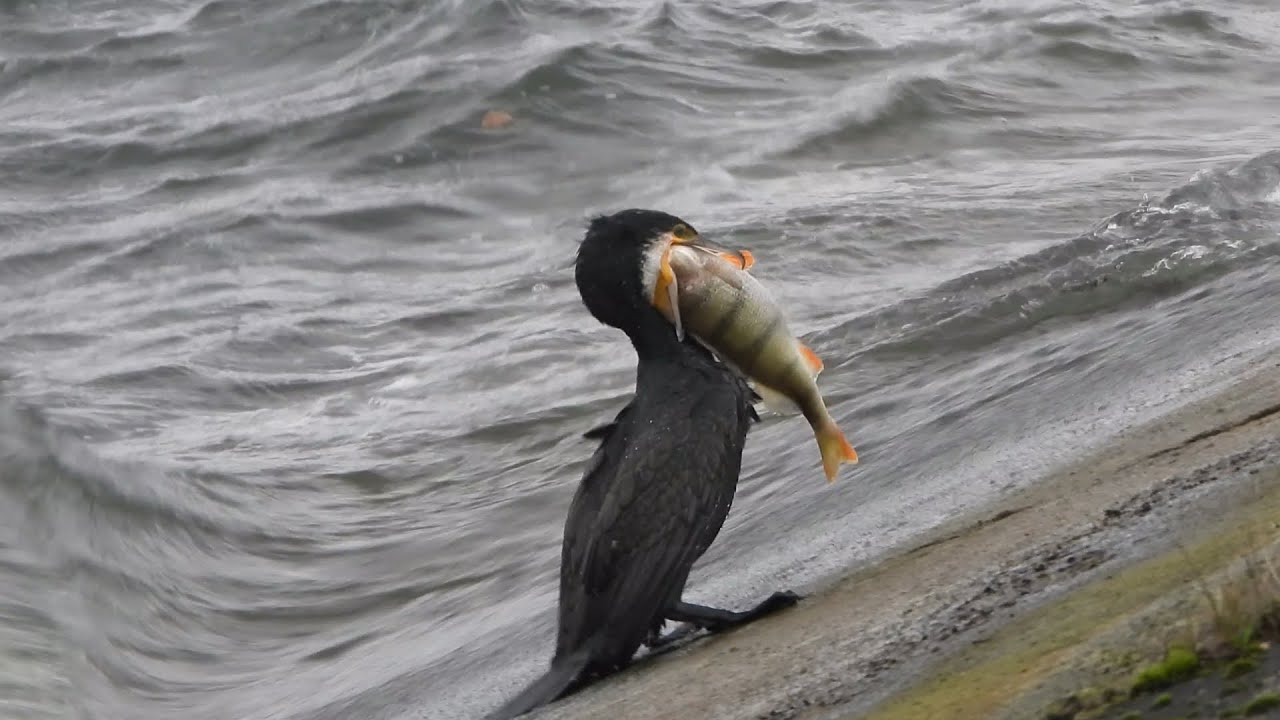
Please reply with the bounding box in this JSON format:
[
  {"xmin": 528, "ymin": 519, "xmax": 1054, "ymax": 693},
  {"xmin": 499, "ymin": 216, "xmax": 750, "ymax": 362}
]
[
  {"xmin": 716, "ymin": 249, "xmax": 754, "ymax": 270},
  {"xmin": 797, "ymin": 341, "xmax": 824, "ymax": 376},
  {"xmin": 686, "ymin": 244, "xmax": 754, "ymax": 271}
]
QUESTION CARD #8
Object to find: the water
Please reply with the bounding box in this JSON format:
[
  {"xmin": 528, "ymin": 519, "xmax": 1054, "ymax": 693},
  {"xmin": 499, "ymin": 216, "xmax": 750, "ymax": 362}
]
[{"xmin": 1, "ymin": 1, "xmax": 1278, "ymax": 718}]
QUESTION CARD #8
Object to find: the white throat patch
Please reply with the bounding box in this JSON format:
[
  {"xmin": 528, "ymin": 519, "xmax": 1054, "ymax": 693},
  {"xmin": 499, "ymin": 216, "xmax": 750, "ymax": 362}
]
[{"xmin": 640, "ymin": 239, "xmax": 667, "ymax": 302}]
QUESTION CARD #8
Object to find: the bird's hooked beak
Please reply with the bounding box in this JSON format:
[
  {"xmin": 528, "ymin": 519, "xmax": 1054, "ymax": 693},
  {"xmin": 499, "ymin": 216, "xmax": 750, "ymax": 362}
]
[{"xmin": 649, "ymin": 230, "xmax": 754, "ymax": 342}]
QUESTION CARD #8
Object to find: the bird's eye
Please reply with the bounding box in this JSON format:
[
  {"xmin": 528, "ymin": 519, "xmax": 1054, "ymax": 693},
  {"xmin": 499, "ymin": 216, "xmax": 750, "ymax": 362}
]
[{"xmin": 671, "ymin": 223, "xmax": 694, "ymax": 239}]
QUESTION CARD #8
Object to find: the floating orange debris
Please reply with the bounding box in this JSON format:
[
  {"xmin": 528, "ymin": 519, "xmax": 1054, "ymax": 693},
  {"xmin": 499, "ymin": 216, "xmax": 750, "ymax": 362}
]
[{"xmin": 481, "ymin": 110, "xmax": 513, "ymax": 129}]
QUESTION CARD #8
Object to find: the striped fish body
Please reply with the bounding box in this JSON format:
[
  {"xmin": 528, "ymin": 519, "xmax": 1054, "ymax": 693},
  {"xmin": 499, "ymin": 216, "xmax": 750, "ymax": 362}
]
[
  {"xmin": 661, "ymin": 245, "xmax": 858, "ymax": 481},
  {"xmin": 666, "ymin": 246, "xmax": 820, "ymax": 415}
]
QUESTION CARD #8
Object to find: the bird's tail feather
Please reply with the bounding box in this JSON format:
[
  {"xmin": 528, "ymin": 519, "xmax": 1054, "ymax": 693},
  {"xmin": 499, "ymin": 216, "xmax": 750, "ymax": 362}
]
[{"xmin": 485, "ymin": 651, "xmax": 589, "ymax": 720}]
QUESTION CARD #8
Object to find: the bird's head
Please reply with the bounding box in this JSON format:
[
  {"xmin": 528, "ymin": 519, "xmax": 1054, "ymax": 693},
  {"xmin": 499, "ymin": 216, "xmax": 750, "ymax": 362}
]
[{"xmin": 574, "ymin": 209, "xmax": 739, "ymax": 345}]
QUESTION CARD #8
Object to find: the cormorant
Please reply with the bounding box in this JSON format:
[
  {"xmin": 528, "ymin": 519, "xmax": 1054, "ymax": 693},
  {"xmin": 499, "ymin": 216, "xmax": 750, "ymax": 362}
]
[{"xmin": 489, "ymin": 210, "xmax": 800, "ymax": 719}]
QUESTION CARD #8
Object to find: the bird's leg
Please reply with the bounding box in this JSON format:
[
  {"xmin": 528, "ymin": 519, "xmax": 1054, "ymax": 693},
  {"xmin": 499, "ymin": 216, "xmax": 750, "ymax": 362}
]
[
  {"xmin": 664, "ymin": 591, "xmax": 801, "ymax": 633},
  {"xmin": 644, "ymin": 622, "xmax": 698, "ymax": 650}
]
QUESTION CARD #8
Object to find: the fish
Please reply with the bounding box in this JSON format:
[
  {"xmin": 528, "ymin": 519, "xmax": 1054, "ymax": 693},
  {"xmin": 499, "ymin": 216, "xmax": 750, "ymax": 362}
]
[{"xmin": 651, "ymin": 243, "xmax": 858, "ymax": 481}]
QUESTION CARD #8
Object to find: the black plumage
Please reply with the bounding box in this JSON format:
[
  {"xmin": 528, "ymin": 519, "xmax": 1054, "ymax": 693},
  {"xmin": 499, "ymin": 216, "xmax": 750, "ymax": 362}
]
[{"xmin": 489, "ymin": 210, "xmax": 798, "ymax": 719}]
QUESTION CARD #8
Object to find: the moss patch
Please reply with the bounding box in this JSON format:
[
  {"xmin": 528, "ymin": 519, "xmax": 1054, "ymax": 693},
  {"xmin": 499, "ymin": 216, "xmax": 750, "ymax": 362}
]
[
  {"xmin": 1223, "ymin": 656, "xmax": 1257, "ymax": 679},
  {"xmin": 1043, "ymin": 687, "xmax": 1118, "ymax": 720},
  {"xmin": 1037, "ymin": 613, "xmax": 1280, "ymax": 719},
  {"xmin": 1131, "ymin": 647, "xmax": 1198, "ymax": 693},
  {"xmin": 1242, "ymin": 691, "xmax": 1280, "ymax": 716}
]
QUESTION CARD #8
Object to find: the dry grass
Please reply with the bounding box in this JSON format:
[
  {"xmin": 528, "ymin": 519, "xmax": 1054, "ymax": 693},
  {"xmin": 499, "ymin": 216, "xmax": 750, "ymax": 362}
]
[{"xmin": 1186, "ymin": 521, "xmax": 1280, "ymax": 660}]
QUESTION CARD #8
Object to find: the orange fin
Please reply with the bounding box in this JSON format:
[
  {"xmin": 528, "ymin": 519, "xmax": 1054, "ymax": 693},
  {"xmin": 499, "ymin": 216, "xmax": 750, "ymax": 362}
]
[
  {"xmin": 715, "ymin": 249, "xmax": 754, "ymax": 270},
  {"xmin": 797, "ymin": 342, "xmax": 824, "ymax": 375},
  {"xmin": 651, "ymin": 259, "xmax": 673, "ymax": 316},
  {"xmin": 817, "ymin": 419, "xmax": 858, "ymax": 482},
  {"xmin": 651, "ymin": 249, "xmax": 684, "ymax": 340}
]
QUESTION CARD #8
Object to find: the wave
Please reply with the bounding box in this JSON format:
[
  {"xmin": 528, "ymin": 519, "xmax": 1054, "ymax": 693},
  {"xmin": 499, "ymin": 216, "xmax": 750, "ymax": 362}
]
[
  {"xmin": 185, "ymin": 0, "xmax": 279, "ymax": 30},
  {"xmin": 0, "ymin": 401, "xmax": 261, "ymax": 540},
  {"xmin": 0, "ymin": 51, "xmax": 184, "ymax": 99},
  {"xmin": 1037, "ymin": 38, "xmax": 1142, "ymax": 68},
  {"xmin": 289, "ymin": 199, "xmax": 479, "ymax": 235},
  {"xmin": 820, "ymin": 150, "xmax": 1280, "ymax": 363},
  {"xmin": 748, "ymin": 4, "xmax": 1269, "ymax": 169},
  {"xmin": 1145, "ymin": 8, "xmax": 1264, "ymax": 49},
  {"xmin": 768, "ymin": 75, "xmax": 1021, "ymax": 162},
  {"xmin": 91, "ymin": 30, "xmax": 184, "ymax": 55}
]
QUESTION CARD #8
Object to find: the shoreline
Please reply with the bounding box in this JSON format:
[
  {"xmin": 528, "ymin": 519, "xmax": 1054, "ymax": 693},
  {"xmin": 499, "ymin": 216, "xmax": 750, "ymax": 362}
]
[
  {"xmin": 524, "ymin": 354, "xmax": 1280, "ymax": 720},
  {"xmin": 860, "ymin": 462, "xmax": 1280, "ymax": 720}
]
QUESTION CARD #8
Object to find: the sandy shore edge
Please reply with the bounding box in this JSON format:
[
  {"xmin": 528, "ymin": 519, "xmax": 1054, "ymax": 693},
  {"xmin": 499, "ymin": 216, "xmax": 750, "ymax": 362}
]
[{"xmin": 523, "ymin": 354, "xmax": 1280, "ymax": 720}]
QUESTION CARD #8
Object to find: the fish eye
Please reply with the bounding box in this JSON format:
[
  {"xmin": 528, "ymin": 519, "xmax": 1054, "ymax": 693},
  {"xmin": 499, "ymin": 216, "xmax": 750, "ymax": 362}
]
[{"xmin": 671, "ymin": 223, "xmax": 695, "ymax": 239}]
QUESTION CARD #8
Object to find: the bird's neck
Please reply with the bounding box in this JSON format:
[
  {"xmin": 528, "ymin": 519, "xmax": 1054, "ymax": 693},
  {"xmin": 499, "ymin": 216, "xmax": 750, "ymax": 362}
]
[
  {"xmin": 628, "ymin": 310, "xmax": 728, "ymax": 387},
  {"xmin": 628, "ymin": 306, "xmax": 690, "ymax": 361}
]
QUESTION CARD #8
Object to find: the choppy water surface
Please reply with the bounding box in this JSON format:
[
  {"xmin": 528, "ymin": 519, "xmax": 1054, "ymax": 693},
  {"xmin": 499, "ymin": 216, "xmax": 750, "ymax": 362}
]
[{"xmin": 2, "ymin": 1, "xmax": 1279, "ymax": 718}]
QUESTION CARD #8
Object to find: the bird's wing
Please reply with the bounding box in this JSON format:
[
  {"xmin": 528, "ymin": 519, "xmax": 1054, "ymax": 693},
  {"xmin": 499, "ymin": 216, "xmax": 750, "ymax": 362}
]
[
  {"xmin": 581, "ymin": 403, "xmax": 632, "ymax": 441},
  {"xmin": 557, "ymin": 383, "xmax": 745, "ymax": 655}
]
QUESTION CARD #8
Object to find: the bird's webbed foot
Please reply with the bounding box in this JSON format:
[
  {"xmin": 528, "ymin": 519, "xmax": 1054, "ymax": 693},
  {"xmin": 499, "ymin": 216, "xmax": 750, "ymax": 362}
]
[{"xmin": 664, "ymin": 590, "xmax": 801, "ymax": 633}]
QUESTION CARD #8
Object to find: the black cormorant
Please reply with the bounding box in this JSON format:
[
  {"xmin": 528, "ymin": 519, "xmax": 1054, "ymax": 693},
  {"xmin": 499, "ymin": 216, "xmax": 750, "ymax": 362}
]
[{"xmin": 489, "ymin": 210, "xmax": 800, "ymax": 719}]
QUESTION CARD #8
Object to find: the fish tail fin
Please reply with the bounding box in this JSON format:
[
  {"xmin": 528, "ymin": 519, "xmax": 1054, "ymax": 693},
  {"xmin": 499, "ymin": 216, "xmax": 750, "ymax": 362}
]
[
  {"xmin": 486, "ymin": 651, "xmax": 589, "ymax": 720},
  {"xmin": 816, "ymin": 417, "xmax": 858, "ymax": 482}
]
